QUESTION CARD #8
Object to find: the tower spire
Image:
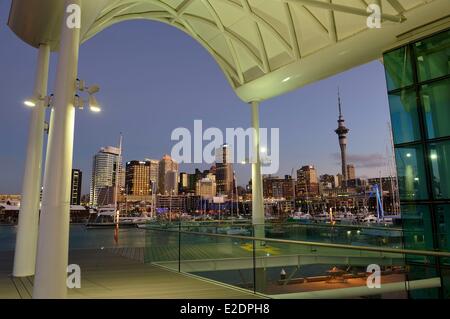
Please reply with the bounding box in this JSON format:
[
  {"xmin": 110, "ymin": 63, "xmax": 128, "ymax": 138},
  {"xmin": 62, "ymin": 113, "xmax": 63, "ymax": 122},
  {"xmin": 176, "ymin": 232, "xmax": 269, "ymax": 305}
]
[
  {"xmin": 335, "ymin": 88, "xmax": 349, "ymax": 188},
  {"xmin": 338, "ymin": 88, "xmax": 342, "ymax": 118}
]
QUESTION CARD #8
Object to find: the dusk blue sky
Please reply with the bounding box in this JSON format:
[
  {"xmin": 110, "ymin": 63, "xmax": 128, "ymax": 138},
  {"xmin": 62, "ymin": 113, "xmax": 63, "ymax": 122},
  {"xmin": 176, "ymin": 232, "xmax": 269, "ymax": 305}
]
[{"xmin": 0, "ymin": 0, "xmax": 393, "ymax": 195}]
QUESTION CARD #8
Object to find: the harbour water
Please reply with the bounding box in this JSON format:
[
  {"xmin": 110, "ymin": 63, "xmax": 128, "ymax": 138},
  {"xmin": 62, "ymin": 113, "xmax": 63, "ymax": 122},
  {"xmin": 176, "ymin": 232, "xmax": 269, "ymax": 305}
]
[
  {"xmin": 0, "ymin": 221, "xmax": 404, "ymax": 253},
  {"xmin": 0, "ymin": 224, "xmax": 147, "ymax": 252}
]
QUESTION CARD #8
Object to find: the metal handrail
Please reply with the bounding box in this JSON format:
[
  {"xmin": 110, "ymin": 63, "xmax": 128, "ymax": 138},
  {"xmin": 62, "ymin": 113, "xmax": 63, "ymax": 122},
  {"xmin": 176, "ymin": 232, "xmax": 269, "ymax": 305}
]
[
  {"xmin": 144, "ymin": 226, "xmax": 450, "ymax": 258},
  {"xmin": 179, "ymin": 221, "xmax": 404, "ymax": 232}
]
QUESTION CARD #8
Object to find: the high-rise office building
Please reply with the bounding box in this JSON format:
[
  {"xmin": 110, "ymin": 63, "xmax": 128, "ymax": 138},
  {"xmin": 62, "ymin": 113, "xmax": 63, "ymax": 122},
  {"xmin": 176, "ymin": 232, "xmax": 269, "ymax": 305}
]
[
  {"xmin": 179, "ymin": 172, "xmax": 190, "ymax": 194},
  {"xmin": 90, "ymin": 146, "xmax": 122, "ymax": 206},
  {"xmin": 70, "ymin": 169, "xmax": 82, "ymax": 206},
  {"xmin": 335, "ymin": 91, "xmax": 350, "ymax": 186},
  {"xmin": 336, "ymin": 173, "xmax": 343, "ymax": 188},
  {"xmin": 165, "ymin": 170, "xmax": 178, "ymax": 195},
  {"xmin": 144, "ymin": 158, "xmax": 159, "ymax": 188},
  {"xmin": 384, "ymin": 29, "xmax": 450, "ymax": 298},
  {"xmin": 125, "ymin": 161, "xmax": 151, "ymax": 196},
  {"xmin": 215, "ymin": 144, "xmax": 234, "ymax": 196},
  {"xmin": 346, "ymin": 164, "xmax": 356, "ymax": 181},
  {"xmin": 320, "ymin": 174, "xmax": 338, "ymax": 189},
  {"xmin": 196, "ymin": 177, "xmax": 217, "ymax": 198},
  {"xmin": 188, "ymin": 169, "xmax": 203, "ymax": 193},
  {"xmin": 296, "ymin": 165, "xmax": 319, "ymax": 197},
  {"xmin": 263, "ymin": 175, "xmax": 295, "ymax": 200},
  {"xmin": 158, "ymin": 155, "xmax": 179, "ymax": 195}
]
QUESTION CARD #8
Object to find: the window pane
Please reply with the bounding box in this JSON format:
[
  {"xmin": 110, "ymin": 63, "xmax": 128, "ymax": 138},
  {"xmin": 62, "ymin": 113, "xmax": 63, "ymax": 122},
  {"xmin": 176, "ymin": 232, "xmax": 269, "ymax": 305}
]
[
  {"xmin": 435, "ymin": 205, "xmax": 450, "ymax": 255},
  {"xmin": 406, "ymin": 264, "xmax": 439, "ymax": 299},
  {"xmin": 442, "ymin": 269, "xmax": 450, "ymax": 299},
  {"xmin": 389, "ymin": 90, "xmax": 421, "ymax": 144},
  {"xmin": 429, "ymin": 141, "xmax": 450, "ymax": 200},
  {"xmin": 384, "ymin": 46, "xmax": 414, "ymax": 91},
  {"xmin": 401, "ymin": 204, "xmax": 434, "ymax": 252},
  {"xmin": 421, "ymin": 78, "xmax": 450, "ymax": 139},
  {"xmin": 415, "ymin": 30, "xmax": 450, "ymax": 82},
  {"xmin": 395, "ymin": 146, "xmax": 428, "ymax": 200}
]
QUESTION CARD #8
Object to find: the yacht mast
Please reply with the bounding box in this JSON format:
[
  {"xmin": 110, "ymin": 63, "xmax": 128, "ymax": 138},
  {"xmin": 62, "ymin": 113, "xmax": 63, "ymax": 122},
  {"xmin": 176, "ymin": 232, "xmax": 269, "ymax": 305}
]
[
  {"xmin": 234, "ymin": 171, "xmax": 240, "ymax": 216},
  {"xmin": 114, "ymin": 134, "xmax": 123, "ymax": 217},
  {"xmin": 291, "ymin": 168, "xmax": 296, "ymax": 213}
]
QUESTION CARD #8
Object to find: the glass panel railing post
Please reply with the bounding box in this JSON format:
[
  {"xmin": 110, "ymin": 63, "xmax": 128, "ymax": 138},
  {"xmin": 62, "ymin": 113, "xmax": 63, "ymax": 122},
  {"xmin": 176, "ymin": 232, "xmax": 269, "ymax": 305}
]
[
  {"xmin": 178, "ymin": 222, "xmax": 181, "ymax": 273},
  {"xmin": 252, "ymin": 238, "xmax": 256, "ymax": 294},
  {"xmin": 253, "ymin": 224, "xmax": 267, "ymax": 294}
]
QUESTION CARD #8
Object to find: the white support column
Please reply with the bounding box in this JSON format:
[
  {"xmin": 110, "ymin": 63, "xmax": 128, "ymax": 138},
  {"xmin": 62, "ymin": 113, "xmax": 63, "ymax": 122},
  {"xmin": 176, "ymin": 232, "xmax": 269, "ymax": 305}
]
[
  {"xmin": 13, "ymin": 44, "xmax": 50, "ymax": 277},
  {"xmin": 250, "ymin": 101, "xmax": 267, "ymax": 293},
  {"xmin": 33, "ymin": 0, "xmax": 81, "ymax": 299},
  {"xmin": 250, "ymin": 101, "xmax": 265, "ymax": 238}
]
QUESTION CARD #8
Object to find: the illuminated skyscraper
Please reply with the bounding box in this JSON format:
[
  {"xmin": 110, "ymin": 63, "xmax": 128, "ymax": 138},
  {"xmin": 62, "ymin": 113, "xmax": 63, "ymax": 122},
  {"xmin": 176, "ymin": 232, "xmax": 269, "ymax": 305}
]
[
  {"xmin": 296, "ymin": 165, "xmax": 319, "ymax": 196},
  {"xmin": 125, "ymin": 161, "xmax": 151, "ymax": 196},
  {"xmin": 158, "ymin": 155, "xmax": 179, "ymax": 195},
  {"xmin": 196, "ymin": 177, "xmax": 217, "ymax": 198},
  {"xmin": 215, "ymin": 144, "xmax": 234, "ymax": 196},
  {"xmin": 144, "ymin": 158, "xmax": 159, "ymax": 193},
  {"xmin": 89, "ymin": 146, "xmax": 122, "ymax": 207},
  {"xmin": 347, "ymin": 164, "xmax": 356, "ymax": 180}
]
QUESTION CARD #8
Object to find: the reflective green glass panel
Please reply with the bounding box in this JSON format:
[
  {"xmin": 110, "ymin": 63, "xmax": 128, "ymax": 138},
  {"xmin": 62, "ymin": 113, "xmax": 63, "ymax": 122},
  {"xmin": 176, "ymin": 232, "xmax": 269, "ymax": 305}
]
[
  {"xmin": 384, "ymin": 46, "xmax": 414, "ymax": 91},
  {"xmin": 401, "ymin": 204, "xmax": 434, "ymax": 252},
  {"xmin": 414, "ymin": 30, "xmax": 450, "ymax": 82},
  {"xmin": 421, "ymin": 78, "xmax": 450, "ymax": 139},
  {"xmin": 395, "ymin": 146, "xmax": 428, "ymax": 200},
  {"xmin": 442, "ymin": 269, "xmax": 450, "ymax": 299},
  {"xmin": 429, "ymin": 141, "xmax": 450, "ymax": 200},
  {"xmin": 388, "ymin": 89, "xmax": 421, "ymax": 144},
  {"xmin": 406, "ymin": 264, "xmax": 439, "ymax": 299},
  {"xmin": 435, "ymin": 205, "xmax": 450, "ymax": 256}
]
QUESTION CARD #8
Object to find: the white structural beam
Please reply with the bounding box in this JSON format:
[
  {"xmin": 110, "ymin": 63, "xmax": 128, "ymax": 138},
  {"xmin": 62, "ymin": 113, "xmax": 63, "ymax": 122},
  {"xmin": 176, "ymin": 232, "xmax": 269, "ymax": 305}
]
[
  {"xmin": 327, "ymin": 0, "xmax": 338, "ymax": 43},
  {"xmin": 201, "ymin": 0, "xmax": 245, "ymax": 84},
  {"xmin": 250, "ymin": 101, "xmax": 265, "ymax": 239},
  {"xmin": 286, "ymin": 0, "xmax": 405, "ymax": 22},
  {"xmin": 33, "ymin": 0, "xmax": 81, "ymax": 299},
  {"xmin": 224, "ymin": 0, "xmax": 294, "ymax": 58},
  {"xmin": 13, "ymin": 44, "xmax": 50, "ymax": 277},
  {"xmin": 284, "ymin": 2, "xmax": 301, "ymax": 59},
  {"xmin": 241, "ymin": 0, "xmax": 270, "ymax": 73},
  {"xmin": 387, "ymin": 0, "xmax": 406, "ymax": 14}
]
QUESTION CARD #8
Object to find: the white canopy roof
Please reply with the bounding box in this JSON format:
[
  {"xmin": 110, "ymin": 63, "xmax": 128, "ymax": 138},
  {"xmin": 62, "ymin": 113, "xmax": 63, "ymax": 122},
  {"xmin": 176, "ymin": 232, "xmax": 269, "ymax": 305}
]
[{"xmin": 8, "ymin": 0, "xmax": 450, "ymax": 101}]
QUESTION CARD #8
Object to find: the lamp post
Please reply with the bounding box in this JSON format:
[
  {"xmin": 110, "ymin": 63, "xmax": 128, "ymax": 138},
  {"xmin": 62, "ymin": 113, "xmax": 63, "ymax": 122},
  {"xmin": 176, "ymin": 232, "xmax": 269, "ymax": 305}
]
[
  {"xmin": 33, "ymin": 0, "xmax": 81, "ymax": 299},
  {"xmin": 250, "ymin": 101, "xmax": 265, "ymax": 239},
  {"xmin": 13, "ymin": 44, "xmax": 50, "ymax": 278}
]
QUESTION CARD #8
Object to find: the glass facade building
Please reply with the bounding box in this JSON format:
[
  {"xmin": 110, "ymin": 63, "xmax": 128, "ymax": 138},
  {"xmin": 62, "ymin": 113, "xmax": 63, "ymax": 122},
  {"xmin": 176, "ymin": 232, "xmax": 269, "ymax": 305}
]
[{"xmin": 384, "ymin": 29, "xmax": 450, "ymax": 299}]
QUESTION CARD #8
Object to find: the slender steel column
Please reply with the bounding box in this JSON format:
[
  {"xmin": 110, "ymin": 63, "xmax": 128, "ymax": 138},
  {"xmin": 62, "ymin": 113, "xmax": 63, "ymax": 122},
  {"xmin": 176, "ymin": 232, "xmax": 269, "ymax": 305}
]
[
  {"xmin": 250, "ymin": 101, "xmax": 265, "ymax": 237},
  {"xmin": 250, "ymin": 101, "xmax": 266, "ymax": 293},
  {"xmin": 13, "ymin": 44, "xmax": 50, "ymax": 277},
  {"xmin": 33, "ymin": 0, "xmax": 81, "ymax": 299}
]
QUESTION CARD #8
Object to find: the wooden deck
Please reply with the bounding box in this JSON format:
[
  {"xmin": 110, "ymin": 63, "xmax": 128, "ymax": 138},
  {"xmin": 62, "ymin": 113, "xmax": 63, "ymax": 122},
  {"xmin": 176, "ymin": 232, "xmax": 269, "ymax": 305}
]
[{"xmin": 0, "ymin": 250, "xmax": 260, "ymax": 299}]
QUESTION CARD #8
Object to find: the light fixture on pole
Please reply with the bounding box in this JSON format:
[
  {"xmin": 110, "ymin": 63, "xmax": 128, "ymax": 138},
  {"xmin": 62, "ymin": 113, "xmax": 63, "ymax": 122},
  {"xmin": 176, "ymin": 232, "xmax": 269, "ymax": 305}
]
[
  {"xmin": 88, "ymin": 94, "xmax": 101, "ymax": 113},
  {"xmin": 76, "ymin": 78, "xmax": 102, "ymax": 113},
  {"xmin": 23, "ymin": 94, "xmax": 54, "ymax": 108},
  {"xmin": 24, "ymin": 99, "xmax": 37, "ymax": 107}
]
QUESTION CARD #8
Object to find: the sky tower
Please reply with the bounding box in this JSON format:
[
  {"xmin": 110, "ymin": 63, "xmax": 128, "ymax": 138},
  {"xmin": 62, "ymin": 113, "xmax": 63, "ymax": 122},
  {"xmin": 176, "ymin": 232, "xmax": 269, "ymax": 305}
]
[{"xmin": 335, "ymin": 90, "xmax": 349, "ymax": 187}]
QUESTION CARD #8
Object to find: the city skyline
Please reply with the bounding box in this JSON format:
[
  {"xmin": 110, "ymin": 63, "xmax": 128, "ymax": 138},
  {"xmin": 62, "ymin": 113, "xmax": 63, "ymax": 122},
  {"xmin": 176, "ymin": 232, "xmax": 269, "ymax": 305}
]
[{"xmin": 0, "ymin": 0, "xmax": 392, "ymax": 195}]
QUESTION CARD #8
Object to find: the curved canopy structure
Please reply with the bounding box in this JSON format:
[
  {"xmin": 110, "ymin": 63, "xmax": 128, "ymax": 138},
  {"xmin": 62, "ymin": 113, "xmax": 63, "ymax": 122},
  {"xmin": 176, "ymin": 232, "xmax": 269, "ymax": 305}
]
[{"xmin": 8, "ymin": 0, "xmax": 450, "ymax": 101}]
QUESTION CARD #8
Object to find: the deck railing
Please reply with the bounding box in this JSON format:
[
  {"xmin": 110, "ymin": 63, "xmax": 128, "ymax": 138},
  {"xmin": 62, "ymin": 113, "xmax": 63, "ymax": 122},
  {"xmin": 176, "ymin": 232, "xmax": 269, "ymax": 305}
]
[{"xmin": 142, "ymin": 223, "xmax": 450, "ymax": 299}]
